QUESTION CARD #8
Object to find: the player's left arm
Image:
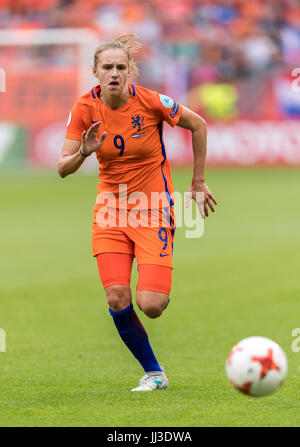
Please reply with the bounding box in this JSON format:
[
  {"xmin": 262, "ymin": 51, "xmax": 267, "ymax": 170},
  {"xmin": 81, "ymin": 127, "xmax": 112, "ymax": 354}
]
[{"xmin": 177, "ymin": 105, "xmax": 217, "ymax": 218}]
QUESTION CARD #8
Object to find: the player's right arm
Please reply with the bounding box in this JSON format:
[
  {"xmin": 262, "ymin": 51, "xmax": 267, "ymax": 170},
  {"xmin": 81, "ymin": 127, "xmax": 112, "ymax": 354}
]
[{"xmin": 58, "ymin": 122, "xmax": 106, "ymax": 178}]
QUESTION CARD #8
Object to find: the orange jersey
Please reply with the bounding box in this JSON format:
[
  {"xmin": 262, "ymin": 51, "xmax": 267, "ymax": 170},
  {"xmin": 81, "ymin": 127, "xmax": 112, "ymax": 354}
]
[{"xmin": 65, "ymin": 84, "xmax": 182, "ymax": 210}]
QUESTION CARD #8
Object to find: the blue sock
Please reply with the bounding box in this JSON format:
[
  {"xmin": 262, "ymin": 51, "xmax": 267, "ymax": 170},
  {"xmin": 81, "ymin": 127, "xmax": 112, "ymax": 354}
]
[{"xmin": 109, "ymin": 303, "xmax": 162, "ymax": 373}]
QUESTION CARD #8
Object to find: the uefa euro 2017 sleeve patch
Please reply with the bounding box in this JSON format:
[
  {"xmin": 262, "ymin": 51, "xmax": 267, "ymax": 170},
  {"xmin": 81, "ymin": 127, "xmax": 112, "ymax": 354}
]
[
  {"xmin": 159, "ymin": 94, "xmax": 174, "ymax": 109},
  {"xmin": 159, "ymin": 94, "xmax": 179, "ymax": 118}
]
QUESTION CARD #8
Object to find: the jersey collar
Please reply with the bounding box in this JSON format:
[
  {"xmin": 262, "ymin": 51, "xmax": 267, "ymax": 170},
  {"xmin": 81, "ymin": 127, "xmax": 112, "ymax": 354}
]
[{"xmin": 91, "ymin": 84, "xmax": 135, "ymax": 100}]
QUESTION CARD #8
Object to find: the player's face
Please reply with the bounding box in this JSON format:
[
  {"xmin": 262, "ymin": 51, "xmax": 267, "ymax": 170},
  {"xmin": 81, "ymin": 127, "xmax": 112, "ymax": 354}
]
[{"xmin": 93, "ymin": 48, "xmax": 129, "ymax": 97}]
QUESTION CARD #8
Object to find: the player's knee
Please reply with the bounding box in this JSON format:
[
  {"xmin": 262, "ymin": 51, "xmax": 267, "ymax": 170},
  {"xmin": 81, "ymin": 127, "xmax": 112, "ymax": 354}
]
[
  {"xmin": 142, "ymin": 303, "xmax": 163, "ymax": 319},
  {"xmin": 140, "ymin": 296, "xmax": 170, "ymax": 319},
  {"xmin": 105, "ymin": 285, "xmax": 131, "ymax": 312}
]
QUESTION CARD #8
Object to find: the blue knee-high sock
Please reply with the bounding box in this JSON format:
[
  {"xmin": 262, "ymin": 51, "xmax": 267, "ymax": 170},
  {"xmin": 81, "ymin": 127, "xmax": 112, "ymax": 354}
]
[{"xmin": 109, "ymin": 303, "xmax": 162, "ymax": 373}]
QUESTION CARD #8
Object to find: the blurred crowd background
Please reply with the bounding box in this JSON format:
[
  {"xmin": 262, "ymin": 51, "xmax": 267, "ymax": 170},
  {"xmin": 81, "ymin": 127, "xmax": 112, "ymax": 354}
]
[{"xmin": 0, "ymin": 0, "xmax": 300, "ymax": 167}]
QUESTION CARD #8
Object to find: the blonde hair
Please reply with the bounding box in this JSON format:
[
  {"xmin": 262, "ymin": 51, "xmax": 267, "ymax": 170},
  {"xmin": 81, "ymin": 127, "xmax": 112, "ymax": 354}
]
[{"xmin": 93, "ymin": 33, "xmax": 141, "ymax": 78}]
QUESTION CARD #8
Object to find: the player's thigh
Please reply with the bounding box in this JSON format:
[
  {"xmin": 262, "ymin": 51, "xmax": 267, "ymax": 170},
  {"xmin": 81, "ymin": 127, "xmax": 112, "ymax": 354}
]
[
  {"xmin": 93, "ymin": 225, "xmax": 134, "ymax": 289},
  {"xmin": 96, "ymin": 252, "xmax": 134, "ymax": 311}
]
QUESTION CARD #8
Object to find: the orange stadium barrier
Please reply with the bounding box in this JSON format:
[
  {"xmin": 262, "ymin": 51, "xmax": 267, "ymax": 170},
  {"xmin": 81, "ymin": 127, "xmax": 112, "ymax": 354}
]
[
  {"xmin": 0, "ymin": 70, "xmax": 78, "ymax": 125},
  {"xmin": 26, "ymin": 118, "xmax": 300, "ymax": 169}
]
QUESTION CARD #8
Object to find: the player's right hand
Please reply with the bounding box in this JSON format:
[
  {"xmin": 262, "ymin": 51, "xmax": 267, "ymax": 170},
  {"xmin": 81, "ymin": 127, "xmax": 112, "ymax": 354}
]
[{"xmin": 81, "ymin": 121, "xmax": 107, "ymax": 156}]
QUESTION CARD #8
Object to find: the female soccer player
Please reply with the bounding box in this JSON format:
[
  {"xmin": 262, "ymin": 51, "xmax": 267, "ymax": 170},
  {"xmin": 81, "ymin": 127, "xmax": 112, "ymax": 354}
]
[{"xmin": 58, "ymin": 34, "xmax": 217, "ymax": 391}]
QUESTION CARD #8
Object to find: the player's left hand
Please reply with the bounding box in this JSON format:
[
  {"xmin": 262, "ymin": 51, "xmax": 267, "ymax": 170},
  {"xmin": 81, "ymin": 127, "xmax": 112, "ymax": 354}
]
[{"xmin": 185, "ymin": 181, "xmax": 217, "ymax": 219}]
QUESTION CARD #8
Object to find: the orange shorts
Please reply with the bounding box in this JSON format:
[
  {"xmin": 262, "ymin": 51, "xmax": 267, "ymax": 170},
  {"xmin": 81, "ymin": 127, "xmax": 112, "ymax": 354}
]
[{"xmin": 91, "ymin": 207, "xmax": 175, "ymax": 268}]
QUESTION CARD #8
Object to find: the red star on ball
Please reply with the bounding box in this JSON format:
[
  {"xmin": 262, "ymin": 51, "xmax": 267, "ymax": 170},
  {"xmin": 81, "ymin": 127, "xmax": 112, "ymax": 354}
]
[
  {"xmin": 231, "ymin": 380, "xmax": 252, "ymax": 395},
  {"xmin": 252, "ymin": 348, "xmax": 280, "ymax": 379}
]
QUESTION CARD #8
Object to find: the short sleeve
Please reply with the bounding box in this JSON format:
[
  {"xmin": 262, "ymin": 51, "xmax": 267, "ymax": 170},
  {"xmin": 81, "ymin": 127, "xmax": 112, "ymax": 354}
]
[
  {"xmin": 151, "ymin": 92, "xmax": 183, "ymax": 127},
  {"xmin": 65, "ymin": 101, "xmax": 89, "ymax": 141}
]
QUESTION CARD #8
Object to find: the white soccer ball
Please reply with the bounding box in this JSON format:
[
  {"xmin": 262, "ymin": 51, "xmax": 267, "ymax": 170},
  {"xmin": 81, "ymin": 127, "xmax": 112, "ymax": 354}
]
[{"xmin": 225, "ymin": 336, "xmax": 288, "ymax": 397}]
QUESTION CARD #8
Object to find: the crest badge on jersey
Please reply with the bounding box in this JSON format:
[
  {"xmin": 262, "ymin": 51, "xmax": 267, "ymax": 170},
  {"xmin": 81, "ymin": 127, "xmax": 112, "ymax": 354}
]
[
  {"xmin": 131, "ymin": 115, "xmax": 144, "ymax": 132},
  {"xmin": 131, "ymin": 115, "xmax": 145, "ymax": 139}
]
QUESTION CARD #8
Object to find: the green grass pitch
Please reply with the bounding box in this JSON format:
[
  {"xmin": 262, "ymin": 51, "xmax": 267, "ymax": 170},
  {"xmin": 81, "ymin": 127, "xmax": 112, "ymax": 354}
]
[{"xmin": 0, "ymin": 167, "xmax": 299, "ymax": 427}]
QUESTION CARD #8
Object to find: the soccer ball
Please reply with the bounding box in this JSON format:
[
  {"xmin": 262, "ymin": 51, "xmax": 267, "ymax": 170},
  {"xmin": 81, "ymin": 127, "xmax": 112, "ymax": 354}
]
[{"xmin": 226, "ymin": 336, "xmax": 288, "ymax": 397}]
